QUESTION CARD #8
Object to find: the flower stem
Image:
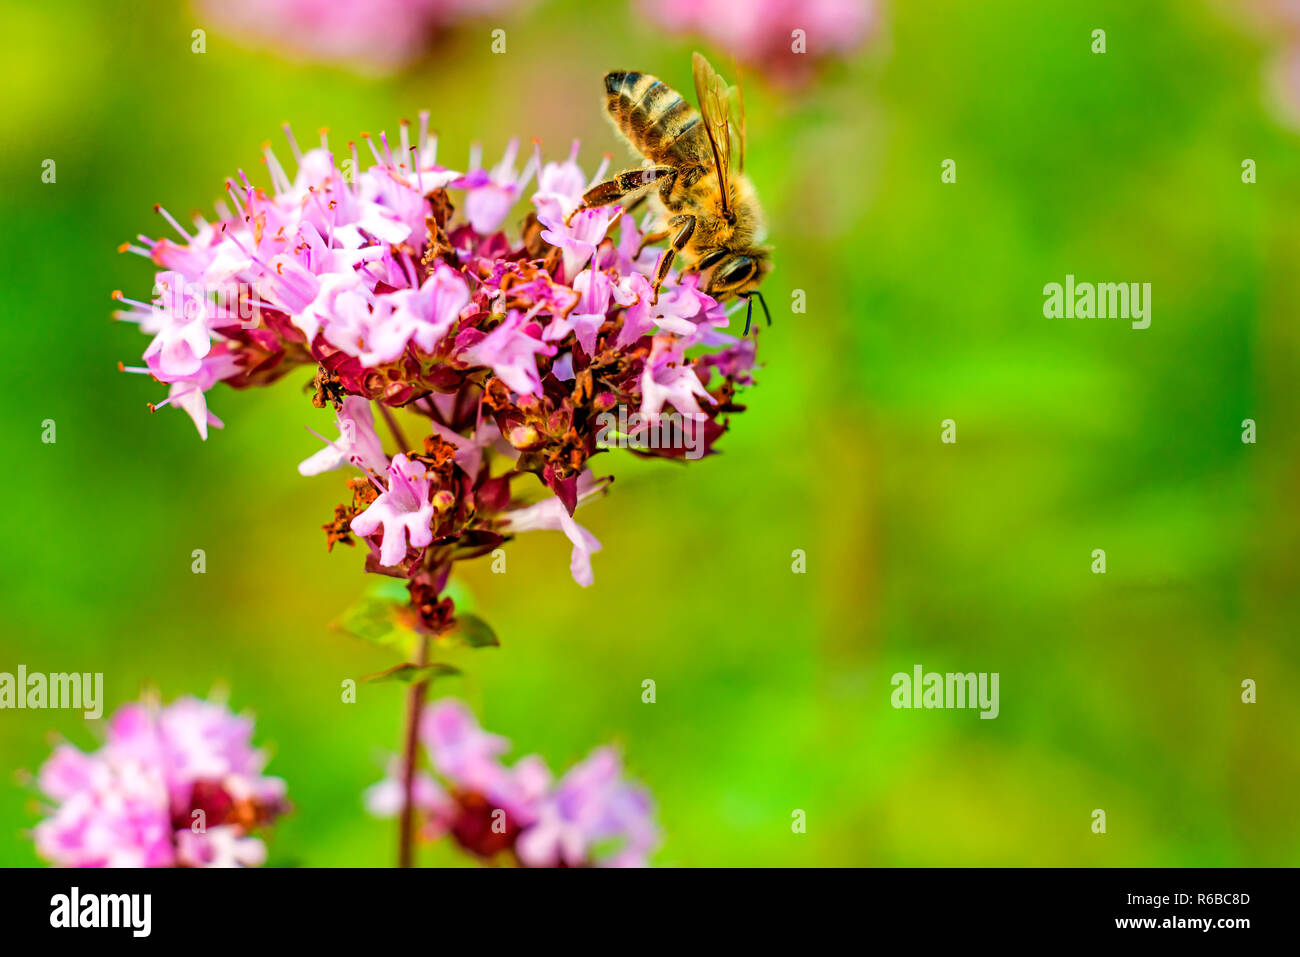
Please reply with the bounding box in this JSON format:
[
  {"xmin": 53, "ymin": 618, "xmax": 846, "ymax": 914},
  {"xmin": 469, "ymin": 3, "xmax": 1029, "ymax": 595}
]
[
  {"xmin": 398, "ymin": 634, "xmax": 430, "ymax": 868},
  {"xmin": 377, "ymin": 402, "xmax": 412, "ymax": 453}
]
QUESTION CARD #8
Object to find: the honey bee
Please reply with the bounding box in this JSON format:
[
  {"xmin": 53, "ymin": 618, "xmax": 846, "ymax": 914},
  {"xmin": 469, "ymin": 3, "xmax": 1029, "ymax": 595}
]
[{"xmin": 572, "ymin": 52, "xmax": 772, "ymax": 334}]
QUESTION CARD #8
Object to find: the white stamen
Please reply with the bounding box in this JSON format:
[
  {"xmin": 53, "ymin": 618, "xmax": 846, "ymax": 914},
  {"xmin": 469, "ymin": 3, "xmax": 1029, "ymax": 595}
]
[
  {"xmin": 155, "ymin": 205, "xmax": 193, "ymax": 242},
  {"xmin": 282, "ymin": 123, "xmax": 303, "ymax": 162},
  {"xmin": 262, "ymin": 144, "xmax": 292, "ymax": 195}
]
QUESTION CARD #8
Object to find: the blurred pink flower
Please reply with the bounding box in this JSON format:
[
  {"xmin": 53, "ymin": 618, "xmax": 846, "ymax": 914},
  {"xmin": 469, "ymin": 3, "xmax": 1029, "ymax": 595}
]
[
  {"xmin": 363, "ymin": 759, "xmax": 451, "ymax": 822},
  {"xmin": 174, "ymin": 825, "xmax": 270, "ymax": 868},
  {"xmin": 531, "ymin": 141, "xmax": 610, "ymax": 225},
  {"xmin": 455, "ymin": 140, "xmax": 538, "ymax": 235},
  {"xmin": 33, "ymin": 696, "xmax": 287, "ymax": 868},
  {"xmin": 366, "ymin": 699, "xmax": 658, "ymax": 866},
  {"xmin": 197, "ymin": 0, "xmax": 526, "ymax": 73},
  {"xmin": 639, "ymin": 0, "xmax": 879, "ymax": 82},
  {"xmin": 515, "ymin": 747, "xmax": 659, "ymax": 868}
]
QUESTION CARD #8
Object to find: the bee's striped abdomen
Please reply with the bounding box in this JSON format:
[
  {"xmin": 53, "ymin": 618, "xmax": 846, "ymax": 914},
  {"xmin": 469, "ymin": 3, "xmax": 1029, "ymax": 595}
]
[{"xmin": 604, "ymin": 71, "xmax": 704, "ymax": 167}]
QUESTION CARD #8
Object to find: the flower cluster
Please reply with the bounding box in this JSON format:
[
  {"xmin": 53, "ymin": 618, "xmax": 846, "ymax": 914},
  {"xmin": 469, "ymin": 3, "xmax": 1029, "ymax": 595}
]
[
  {"xmin": 365, "ymin": 699, "xmax": 657, "ymax": 867},
  {"xmin": 639, "ymin": 0, "xmax": 879, "ymax": 83},
  {"xmin": 118, "ymin": 119, "xmax": 757, "ymax": 616},
  {"xmin": 197, "ymin": 0, "xmax": 526, "ymax": 72},
  {"xmin": 33, "ymin": 696, "xmax": 287, "ymax": 868}
]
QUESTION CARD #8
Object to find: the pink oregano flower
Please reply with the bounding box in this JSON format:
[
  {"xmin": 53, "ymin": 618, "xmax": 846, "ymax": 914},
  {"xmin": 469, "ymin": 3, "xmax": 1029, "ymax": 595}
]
[
  {"xmin": 459, "ymin": 310, "xmax": 557, "ymax": 397},
  {"xmin": 501, "ymin": 470, "xmax": 608, "ymax": 587},
  {"xmin": 351, "ymin": 453, "xmax": 436, "ymax": 567},
  {"xmin": 32, "ymin": 695, "xmax": 288, "ymax": 868},
  {"xmin": 366, "ymin": 699, "xmax": 659, "ymax": 867},
  {"xmin": 117, "ymin": 119, "xmax": 759, "ymax": 598},
  {"xmin": 298, "ymin": 395, "xmax": 388, "ymax": 477}
]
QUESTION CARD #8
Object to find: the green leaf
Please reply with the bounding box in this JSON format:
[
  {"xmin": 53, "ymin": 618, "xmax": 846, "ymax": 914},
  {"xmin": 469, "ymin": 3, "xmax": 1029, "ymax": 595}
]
[
  {"xmin": 449, "ymin": 613, "xmax": 499, "ymax": 648},
  {"xmin": 330, "ymin": 579, "xmax": 418, "ymax": 652},
  {"xmin": 362, "ymin": 662, "xmax": 461, "ymax": 684}
]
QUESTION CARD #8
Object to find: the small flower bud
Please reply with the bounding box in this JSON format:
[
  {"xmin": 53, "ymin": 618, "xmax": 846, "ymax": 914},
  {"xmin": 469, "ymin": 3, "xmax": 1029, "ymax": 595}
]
[{"xmin": 508, "ymin": 424, "xmax": 541, "ymax": 449}]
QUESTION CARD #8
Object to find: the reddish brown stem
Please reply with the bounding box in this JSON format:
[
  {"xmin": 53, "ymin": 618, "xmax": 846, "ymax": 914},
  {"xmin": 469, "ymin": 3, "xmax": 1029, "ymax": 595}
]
[
  {"xmin": 422, "ymin": 396, "xmax": 448, "ymax": 428},
  {"xmin": 377, "ymin": 402, "xmax": 412, "ymax": 453},
  {"xmin": 397, "ymin": 635, "xmax": 430, "ymax": 868}
]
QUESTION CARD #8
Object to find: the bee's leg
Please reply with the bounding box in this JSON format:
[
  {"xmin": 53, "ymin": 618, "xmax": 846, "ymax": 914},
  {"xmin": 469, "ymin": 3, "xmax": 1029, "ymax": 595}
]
[
  {"xmin": 650, "ymin": 214, "xmax": 696, "ymax": 305},
  {"xmin": 740, "ymin": 292, "xmax": 772, "ymax": 336},
  {"xmin": 636, "ymin": 228, "xmax": 672, "ymax": 257},
  {"xmin": 570, "ymin": 167, "xmax": 677, "ymax": 224}
]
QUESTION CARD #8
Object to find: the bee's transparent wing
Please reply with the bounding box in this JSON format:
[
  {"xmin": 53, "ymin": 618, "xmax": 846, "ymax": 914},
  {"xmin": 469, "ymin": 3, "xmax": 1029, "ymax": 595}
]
[
  {"xmin": 692, "ymin": 52, "xmax": 733, "ymax": 213},
  {"xmin": 732, "ymin": 60, "xmax": 746, "ymax": 174}
]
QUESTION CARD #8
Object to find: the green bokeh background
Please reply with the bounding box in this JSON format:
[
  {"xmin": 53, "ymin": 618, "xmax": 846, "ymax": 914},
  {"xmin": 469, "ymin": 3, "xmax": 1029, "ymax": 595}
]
[{"xmin": 1, "ymin": 0, "xmax": 1297, "ymax": 866}]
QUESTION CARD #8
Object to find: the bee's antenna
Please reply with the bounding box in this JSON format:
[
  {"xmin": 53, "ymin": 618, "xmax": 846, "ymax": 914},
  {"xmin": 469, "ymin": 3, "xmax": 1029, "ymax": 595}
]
[
  {"xmin": 742, "ymin": 294, "xmax": 754, "ymax": 336},
  {"xmin": 753, "ymin": 290, "xmax": 772, "ymax": 328}
]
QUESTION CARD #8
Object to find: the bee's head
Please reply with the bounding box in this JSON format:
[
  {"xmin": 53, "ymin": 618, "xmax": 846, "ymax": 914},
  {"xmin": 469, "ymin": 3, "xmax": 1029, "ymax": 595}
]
[{"xmin": 698, "ymin": 248, "xmax": 771, "ymax": 299}]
